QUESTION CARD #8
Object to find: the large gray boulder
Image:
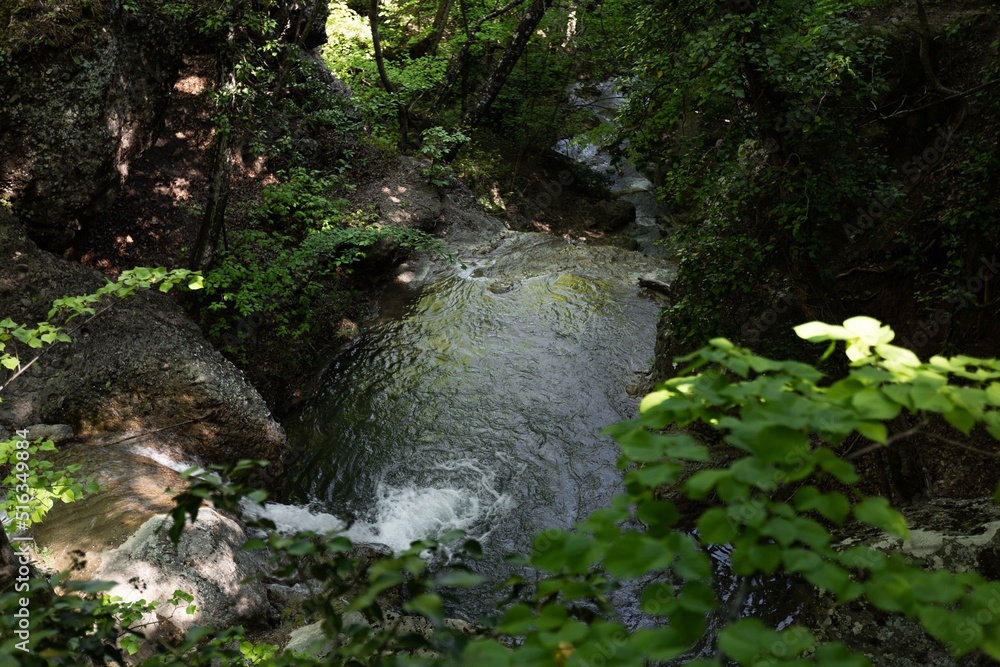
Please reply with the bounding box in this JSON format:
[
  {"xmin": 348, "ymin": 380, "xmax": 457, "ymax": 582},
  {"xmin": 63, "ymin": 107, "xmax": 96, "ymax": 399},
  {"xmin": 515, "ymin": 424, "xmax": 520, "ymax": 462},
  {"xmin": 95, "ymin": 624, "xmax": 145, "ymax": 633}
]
[
  {"xmin": 0, "ymin": 0, "xmax": 187, "ymax": 249},
  {"xmin": 94, "ymin": 508, "xmax": 270, "ymax": 635},
  {"xmin": 0, "ymin": 217, "xmax": 285, "ymax": 483},
  {"xmin": 30, "ymin": 443, "xmax": 190, "ymax": 580}
]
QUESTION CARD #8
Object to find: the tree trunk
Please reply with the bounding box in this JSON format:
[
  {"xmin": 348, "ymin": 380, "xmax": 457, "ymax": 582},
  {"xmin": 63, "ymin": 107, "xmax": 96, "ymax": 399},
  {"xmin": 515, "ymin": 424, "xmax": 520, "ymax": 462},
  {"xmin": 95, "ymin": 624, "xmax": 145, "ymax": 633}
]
[
  {"xmin": 189, "ymin": 125, "xmax": 233, "ymax": 271},
  {"xmin": 271, "ymin": 0, "xmax": 326, "ymax": 97},
  {"xmin": 427, "ymin": 0, "xmax": 454, "ymax": 55},
  {"xmin": 432, "ymin": 0, "xmax": 527, "ymax": 112},
  {"xmin": 461, "ymin": 0, "xmax": 553, "ymax": 130},
  {"xmin": 369, "ymin": 0, "xmax": 409, "ymax": 147},
  {"xmin": 915, "ymin": 0, "xmax": 959, "ymax": 96},
  {"xmin": 189, "ymin": 37, "xmax": 236, "ymax": 272}
]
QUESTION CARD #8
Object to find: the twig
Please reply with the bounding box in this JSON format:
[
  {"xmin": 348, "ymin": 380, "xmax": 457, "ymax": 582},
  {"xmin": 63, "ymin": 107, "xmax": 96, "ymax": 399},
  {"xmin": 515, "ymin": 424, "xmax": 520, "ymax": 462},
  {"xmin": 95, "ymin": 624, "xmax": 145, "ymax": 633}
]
[
  {"xmin": 845, "ymin": 421, "xmax": 928, "ymax": 461},
  {"xmin": 834, "ymin": 263, "xmax": 898, "ymax": 280},
  {"xmin": 879, "ymin": 78, "xmax": 1000, "ymax": 120},
  {"xmin": 922, "ymin": 431, "xmax": 1000, "ymax": 459},
  {"xmin": 96, "ymin": 412, "xmax": 218, "ymax": 448}
]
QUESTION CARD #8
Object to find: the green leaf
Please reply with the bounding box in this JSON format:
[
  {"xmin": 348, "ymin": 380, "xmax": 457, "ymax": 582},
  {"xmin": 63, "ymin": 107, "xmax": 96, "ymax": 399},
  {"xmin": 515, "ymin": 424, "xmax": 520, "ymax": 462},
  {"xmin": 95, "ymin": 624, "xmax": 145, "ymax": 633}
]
[
  {"xmin": 676, "ymin": 581, "xmax": 717, "ymax": 613},
  {"xmin": 498, "ymin": 604, "xmax": 535, "ymax": 634},
  {"xmin": 604, "ymin": 532, "xmax": 672, "ymax": 577},
  {"xmin": 640, "ymin": 389, "xmax": 674, "ymax": 414},
  {"xmin": 855, "ymin": 421, "xmax": 887, "ymax": 443},
  {"xmin": 436, "ymin": 570, "xmax": 485, "ymax": 587},
  {"xmin": 640, "ymin": 583, "xmax": 675, "ymax": 616},
  {"xmin": 850, "ymin": 389, "xmax": 901, "ymax": 420},
  {"xmin": 731, "ymin": 541, "xmax": 782, "ymax": 575},
  {"xmin": 815, "ymin": 448, "xmax": 859, "ymax": 484},
  {"xmin": 698, "ymin": 508, "xmax": 737, "ymax": 544},
  {"xmin": 794, "ymin": 321, "xmax": 852, "ymax": 342},
  {"xmin": 404, "ymin": 593, "xmax": 443, "ymax": 622},
  {"xmin": 463, "ymin": 640, "xmax": 512, "ymax": 665},
  {"xmin": 685, "ymin": 469, "xmax": 732, "ymax": 498},
  {"xmin": 943, "ymin": 408, "xmax": 976, "ymax": 435},
  {"xmin": 629, "ymin": 627, "xmax": 688, "ymax": 661},
  {"xmin": 242, "ymin": 538, "xmax": 267, "ymax": 551},
  {"xmin": 718, "ymin": 618, "xmax": 779, "ymax": 663},
  {"xmin": 748, "ymin": 424, "xmax": 810, "ymax": 463},
  {"xmin": 627, "ymin": 461, "xmax": 683, "ymax": 488},
  {"xmin": 854, "ymin": 497, "xmax": 909, "ymax": 539}
]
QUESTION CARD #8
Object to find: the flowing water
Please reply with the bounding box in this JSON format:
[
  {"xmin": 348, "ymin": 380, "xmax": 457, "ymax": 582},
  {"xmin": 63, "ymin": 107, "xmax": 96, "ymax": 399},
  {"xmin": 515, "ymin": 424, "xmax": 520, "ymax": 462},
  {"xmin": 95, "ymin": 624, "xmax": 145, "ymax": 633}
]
[
  {"xmin": 270, "ymin": 231, "xmax": 674, "ymax": 618},
  {"xmin": 245, "ymin": 79, "xmax": 685, "ymax": 621},
  {"xmin": 555, "ymin": 79, "xmax": 672, "ymax": 253}
]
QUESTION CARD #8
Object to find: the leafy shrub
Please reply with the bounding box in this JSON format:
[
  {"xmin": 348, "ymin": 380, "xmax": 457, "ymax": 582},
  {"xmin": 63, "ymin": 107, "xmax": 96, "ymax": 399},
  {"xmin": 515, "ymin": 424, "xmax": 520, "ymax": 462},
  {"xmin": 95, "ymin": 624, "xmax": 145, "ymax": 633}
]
[
  {"xmin": 418, "ymin": 126, "xmax": 470, "ymax": 186},
  {"xmin": 0, "ymin": 435, "xmax": 97, "ymax": 533},
  {"xmin": 617, "ymin": 0, "xmax": 891, "ymax": 348},
  {"xmin": 204, "ymin": 169, "xmax": 449, "ymax": 343},
  {"xmin": 10, "ymin": 318, "xmax": 1000, "ymax": 665}
]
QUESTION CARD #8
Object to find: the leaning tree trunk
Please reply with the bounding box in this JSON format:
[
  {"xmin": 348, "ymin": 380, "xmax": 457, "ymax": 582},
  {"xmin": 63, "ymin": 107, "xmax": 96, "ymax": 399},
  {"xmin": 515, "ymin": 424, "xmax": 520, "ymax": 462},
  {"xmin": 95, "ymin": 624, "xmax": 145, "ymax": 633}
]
[
  {"xmin": 915, "ymin": 0, "xmax": 959, "ymax": 96},
  {"xmin": 190, "ymin": 124, "xmax": 233, "ymax": 271},
  {"xmin": 461, "ymin": 0, "xmax": 553, "ymax": 130},
  {"xmin": 190, "ymin": 43, "xmax": 236, "ymax": 272},
  {"xmin": 410, "ymin": 0, "xmax": 455, "ymax": 57}
]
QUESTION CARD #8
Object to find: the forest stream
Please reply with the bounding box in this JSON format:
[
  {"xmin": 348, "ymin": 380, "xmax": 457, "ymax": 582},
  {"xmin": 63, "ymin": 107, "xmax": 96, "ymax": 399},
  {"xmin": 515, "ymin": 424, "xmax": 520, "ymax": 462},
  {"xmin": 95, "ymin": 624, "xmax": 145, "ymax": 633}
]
[
  {"xmin": 237, "ymin": 84, "xmax": 678, "ymax": 621},
  {"xmin": 254, "ymin": 230, "xmax": 672, "ymax": 619}
]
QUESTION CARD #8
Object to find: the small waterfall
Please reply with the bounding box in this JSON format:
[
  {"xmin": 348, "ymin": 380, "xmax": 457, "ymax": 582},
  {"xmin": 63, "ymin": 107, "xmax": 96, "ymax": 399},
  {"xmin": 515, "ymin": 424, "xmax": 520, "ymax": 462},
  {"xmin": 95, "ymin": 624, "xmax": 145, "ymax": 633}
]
[{"xmin": 555, "ymin": 79, "xmax": 671, "ymax": 252}]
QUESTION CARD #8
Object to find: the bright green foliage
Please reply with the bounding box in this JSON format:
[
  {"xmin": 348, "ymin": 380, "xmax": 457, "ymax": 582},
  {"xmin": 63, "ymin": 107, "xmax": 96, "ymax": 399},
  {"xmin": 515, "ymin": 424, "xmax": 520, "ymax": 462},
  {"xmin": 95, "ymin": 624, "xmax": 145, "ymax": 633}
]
[
  {"xmin": 0, "ymin": 267, "xmax": 202, "ymax": 376},
  {"xmin": 418, "ymin": 126, "xmax": 470, "ymax": 186},
  {"xmin": 0, "ymin": 435, "xmax": 98, "ymax": 533},
  {"xmin": 255, "ymin": 168, "xmax": 352, "ymax": 237},
  {"xmin": 203, "ymin": 169, "xmax": 449, "ymax": 341},
  {"xmin": 322, "ymin": 1, "xmax": 450, "ymax": 146},
  {"xmin": 9, "ymin": 318, "xmax": 1000, "ymax": 665}
]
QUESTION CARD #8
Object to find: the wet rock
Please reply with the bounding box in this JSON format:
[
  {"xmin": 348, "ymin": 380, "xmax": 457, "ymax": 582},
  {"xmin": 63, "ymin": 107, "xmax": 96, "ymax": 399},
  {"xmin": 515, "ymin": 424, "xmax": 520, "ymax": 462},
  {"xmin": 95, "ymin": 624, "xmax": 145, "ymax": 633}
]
[
  {"xmin": 352, "ymin": 156, "xmax": 447, "ymax": 274},
  {"xmin": 283, "ymin": 613, "xmax": 482, "ymax": 659},
  {"xmin": 286, "ymin": 621, "xmax": 336, "ymax": 658},
  {"xmin": 30, "ymin": 443, "xmax": 189, "ymax": 579},
  {"xmin": 581, "ymin": 199, "xmax": 636, "ymax": 232},
  {"xmin": 439, "ymin": 193, "xmax": 508, "ymax": 248},
  {"xmin": 94, "ymin": 508, "xmax": 270, "ymax": 636},
  {"xmin": 372, "ymin": 157, "xmax": 444, "ymax": 231},
  {"xmin": 487, "ymin": 280, "xmax": 516, "ymax": 294},
  {"xmin": 22, "ymin": 423, "xmax": 74, "ymax": 445},
  {"xmin": 266, "ymin": 582, "xmax": 315, "ymax": 615}
]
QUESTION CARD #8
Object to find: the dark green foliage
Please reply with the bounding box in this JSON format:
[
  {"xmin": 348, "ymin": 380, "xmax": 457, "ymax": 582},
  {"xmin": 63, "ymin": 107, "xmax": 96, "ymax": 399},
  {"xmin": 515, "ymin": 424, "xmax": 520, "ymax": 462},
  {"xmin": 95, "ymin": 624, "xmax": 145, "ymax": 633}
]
[
  {"xmin": 613, "ymin": 0, "xmax": 893, "ymax": 348},
  {"xmin": 10, "ymin": 319, "xmax": 1000, "ymax": 665},
  {"xmin": 203, "ymin": 168, "xmax": 448, "ymax": 342}
]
